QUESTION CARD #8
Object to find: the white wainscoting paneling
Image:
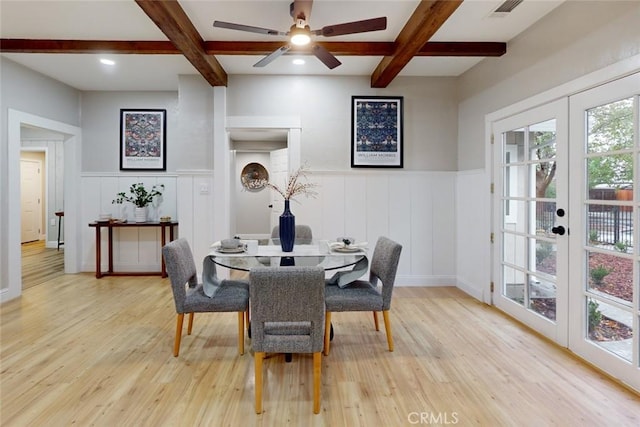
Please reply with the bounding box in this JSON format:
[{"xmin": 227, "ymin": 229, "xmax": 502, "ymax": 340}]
[
  {"xmin": 79, "ymin": 170, "xmax": 459, "ymax": 287},
  {"xmin": 300, "ymin": 170, "xmax": 457, "ymax": 286},
  {"xmin": 456, "ymin": 169, "xmax": 490, "ymax": 301},
  {"xmin": 81, "ymin": 174, "xmax": 178, "ymax": 273},
  {"xmin": 175, "ymin": 171, "xmax": 215, "ymax": 278}
]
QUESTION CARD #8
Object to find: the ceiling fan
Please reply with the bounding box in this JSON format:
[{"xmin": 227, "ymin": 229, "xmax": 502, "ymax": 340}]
[{"xmin": 213, "ymin": 0, "xmax": 387, "ymax": 69}]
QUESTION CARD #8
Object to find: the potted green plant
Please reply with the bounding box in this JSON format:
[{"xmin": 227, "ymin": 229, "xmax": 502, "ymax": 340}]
[{"xmin": 112, "ymin": 183, "xmax": 164, "ymax": 222}]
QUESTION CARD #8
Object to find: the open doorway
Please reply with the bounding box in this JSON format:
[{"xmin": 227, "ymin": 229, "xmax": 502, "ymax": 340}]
[
  {"xmin": 231, "ymin": 132, "xmax": 287, "ymax": 237},
  {"xmin": 3, "ymin": 109, "xmax": 81, "ymax": 303},
  {"xmin": 20, "ymin": 126, "xmax": 66, "ymax": 289},
  {"xmin": 213, "ymin": 114, "xmax": 301, "ymax": 250}
]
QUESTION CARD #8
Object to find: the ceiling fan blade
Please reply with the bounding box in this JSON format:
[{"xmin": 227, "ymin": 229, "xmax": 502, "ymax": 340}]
[
  {"xmin": 311, "ymin": 44, "xmax": 341, "ymax": 69},
  {"xmin": 316, "ymin": 17, "xmax": 387, "ymax": 37},
  {"xmin": 254, "ymin": 45, "xmax": 292, "ymax": 67},
  {"xmin": 213, "ymin": 21, "xmax": 285, "ymax": 36},
  {"xmin": 290, "ymin": 0, "xmax": 313, "ymax": 22}
]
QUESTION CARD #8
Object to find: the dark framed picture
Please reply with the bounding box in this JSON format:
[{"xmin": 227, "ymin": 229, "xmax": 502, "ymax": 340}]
[
  {"xmin": 120, "ymin": 109, "xmax": 167, "ymax": 171},
  {"xmin": 351, "ymin": 96, "xmax": 403, "ymax": 168}
]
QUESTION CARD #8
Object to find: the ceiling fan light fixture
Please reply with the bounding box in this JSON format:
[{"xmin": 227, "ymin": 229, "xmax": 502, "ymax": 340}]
[
  {"xmin": 292, "ymin": 58, "xmax": 305, "ymax": 65},
  {"xmin": 290, "ymin": 25, "xmax": 311, "ymax": 46}
]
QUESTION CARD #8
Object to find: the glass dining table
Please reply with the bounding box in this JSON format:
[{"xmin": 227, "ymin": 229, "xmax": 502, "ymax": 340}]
[
  {"xmin": 207, "ymin": 239, "xmax": 369, "ymax": 360},
  {"xmin": 208, "ymin": 241, "xmax": 367, "ymax": 272}
]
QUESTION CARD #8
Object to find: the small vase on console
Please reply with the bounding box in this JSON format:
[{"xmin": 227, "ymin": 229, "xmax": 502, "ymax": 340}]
[
  {"xmin": 134, "ymin": 206, "xmax": 147, "ymax": 223},
  {"xmin": 279, "ymin": 200, "xmax": 295, "ymax": 252}
]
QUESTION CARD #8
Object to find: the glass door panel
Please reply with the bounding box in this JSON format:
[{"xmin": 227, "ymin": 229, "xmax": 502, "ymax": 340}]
[
  {"xmin": 582, "ymin": 97, "xmax": 635, "ymax": 362},
  {"xmin": 568, "ymin": 72, "xmax": 639, "ymax": 391},
  {"xmin": 493, "ymin": 99, "xmax": 568, "ymax": 344}
]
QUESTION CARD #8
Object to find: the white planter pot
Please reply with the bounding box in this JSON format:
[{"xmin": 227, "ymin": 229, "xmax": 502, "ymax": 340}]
[{"xmin": 134, "ymin": 207, "xmax": 147, "ymax": 223}]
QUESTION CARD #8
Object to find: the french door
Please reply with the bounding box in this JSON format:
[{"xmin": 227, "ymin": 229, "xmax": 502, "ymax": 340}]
[
  {"xmin": 493, "ymin": 99, "xmax": 569, "ymax": 345},
  {"xmin": 568, "ymin": 72, "xmax": 639, "ymax": 390},
  {"xmin": 493, "ymin": 72, "xmax": 640, "ymax": 391}
]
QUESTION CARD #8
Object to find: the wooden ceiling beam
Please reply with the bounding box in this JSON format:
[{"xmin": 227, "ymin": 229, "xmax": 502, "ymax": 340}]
[
  {"xmin": 371, "ymin": 0, "xmax": 463, "ymax": 88},
  {"xmin": 0, "ymin": 39, "xmax": 179, "ymax": 54},
  {"xmin": 134, "ymin": 0, "xmax": 227, "ymax": 86},
  {"xmin": 1, "ymin": 39, "xmax": 505, "ymax": 57}
]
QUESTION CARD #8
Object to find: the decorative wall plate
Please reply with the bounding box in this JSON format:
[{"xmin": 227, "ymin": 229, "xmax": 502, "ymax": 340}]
[{"xmin": 241, "ymin": 162, "xmax": 269, "ymax": 191}]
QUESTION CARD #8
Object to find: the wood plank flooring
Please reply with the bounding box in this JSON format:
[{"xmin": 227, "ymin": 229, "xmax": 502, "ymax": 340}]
[
  {"xmin": 1, "ymin": 270, "xmax": 639, "ymax": 426},
  {"xmin": 21, "ymin": 240, "xmax": 64, "ymax": 290}
]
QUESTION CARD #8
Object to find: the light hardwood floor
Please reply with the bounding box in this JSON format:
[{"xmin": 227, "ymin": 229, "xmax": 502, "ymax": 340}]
[
  {"xmin": 1, "ymin": 270, "xmax": 639, "ymax": 426},
  {"xmin": 21, "ymin": 240, "xmax": 64, "ymax": 290}
]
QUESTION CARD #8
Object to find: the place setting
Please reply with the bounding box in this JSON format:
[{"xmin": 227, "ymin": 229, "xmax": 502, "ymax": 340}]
[{"xmin": 329, "ymin": 237, "xmax": 368, "ymax": 253}]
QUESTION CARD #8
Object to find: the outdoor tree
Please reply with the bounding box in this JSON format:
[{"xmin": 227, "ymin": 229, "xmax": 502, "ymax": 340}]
[
  {"xmin": 534, "ymin": 131, "xmax": 557, "ymax": 198},
  {"xmin": 586, "ymin": 98, "xmax": 633, "ymax": 189}
]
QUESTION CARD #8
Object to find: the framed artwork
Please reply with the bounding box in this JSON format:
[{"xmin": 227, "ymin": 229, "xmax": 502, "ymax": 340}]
[
  {"xmin": 120, "ymin": 109, "xmax": 167, "ymax": 171},
  {"xmin": 351, "ymin": 96, "xmax": 403, "ymax": 168}
]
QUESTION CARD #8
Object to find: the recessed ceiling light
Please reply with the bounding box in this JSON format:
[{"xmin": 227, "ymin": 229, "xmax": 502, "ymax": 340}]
[
  {"xmin": 100, "ymin": 58, "xmax": 115, "ymax": 66},
  {"xmin": 292, "ymin": 59, "xmax": 305, "ymax": 65}
]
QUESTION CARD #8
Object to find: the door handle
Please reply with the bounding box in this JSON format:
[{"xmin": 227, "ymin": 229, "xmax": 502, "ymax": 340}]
[
  {"xmin": 268, "ymin": 204, "xmax": 273, "ymax": 208},
  {"xmin": 551, "ymin": 226, "xmax": 566, "ymax": 236}
]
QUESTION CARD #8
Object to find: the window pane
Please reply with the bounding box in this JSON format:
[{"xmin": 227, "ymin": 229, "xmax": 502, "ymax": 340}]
[
  {"xmin": 503, "ymin": 265, "xmax": 525, "ymax": 306},
  {"xmin": 587, "ymin": 98, "xmax": 634, "ymax": 153},
  {"xmin": 503, "ymin": 233, "xmax": 526, "ymax": 267},
  {"xmin": 587, "ymin": 250, "xmax": 633, "ymax": 304},
  {"xmin": 586, "ymin": 204, "xmax": 634, "ymax": 251},
  {"xmin": 587, "ymin": 153, "xmax": 633, "ymax": 189},
  {"xmin": 534, "ymin": 239, "xmax": 556, "ymax": 277},
  {"xmin": 529, "ymin": 274, "xmax": 556, "ymax": 321},
  {"xmin": 587, "ymin": 297, "xmax": 633, "ymax": 362},
  {"xmin": 530, "ymin": 119, "xmax": 556, "ymax": 160},
  {"xmin": 534, "ymin": 201, "xmax": 556, "ymax": 234}
]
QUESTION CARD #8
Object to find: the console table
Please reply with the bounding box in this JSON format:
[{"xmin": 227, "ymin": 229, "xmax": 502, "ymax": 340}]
[{"xmin": 89, "ymin": 220, "xmax": 179, "ymax": 279}]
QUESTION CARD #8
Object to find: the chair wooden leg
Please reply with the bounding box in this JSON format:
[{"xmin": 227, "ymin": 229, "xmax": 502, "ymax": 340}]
[
  {"xmin": 254, "ymin": 351, "xmax": 264, "ymax": 414},
  {"xmin": 173, "ymin": 313, "xmax": 184, "ymax": 357},
  {"xmin": 372, "ymin": 311, "xmax": 379, "ymax": 331},
  {"xmin": 245, "ymin": 310, "xmax": 250, "ymax": 330},
  {"xmin": 313, "ymin": 352, "xmax": 322, "ymax": 414},
  {"xmin": 187, "ymin": 312, "xmax": 194, "ymax": 335},
  {"xmin": 382, "ymin": 310, "xmax": 394, "ymax": 352},
  {"xmin": 323, "ymin": 312, "xmax": 332, "ymax": 356},
  {"xmin": 237, "ymin": 311, "xmax": 245, "ymax": 355}
]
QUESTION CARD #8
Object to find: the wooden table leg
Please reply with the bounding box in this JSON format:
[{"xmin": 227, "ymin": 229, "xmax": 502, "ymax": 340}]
[
  {"xmin": 160, "ymin": 224, "xmax": 168, "ymax": 278},
  {"xmin": 95, "ymin": 225, "xmax": 102, "ymax": 278},
  {"xmin": 107, "ymin": 226, "xmax": 113, "ymax": 274}
]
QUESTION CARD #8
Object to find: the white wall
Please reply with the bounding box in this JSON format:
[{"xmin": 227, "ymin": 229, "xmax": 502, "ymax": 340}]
[
  {"xmin": 227, "ymin": 75, "xmax": 459, "ymax": 171},
  {"xmin": 81, "ymin": 91, "xmax": 179, "ymax": 172},
  {"xmin": 0, "ymin": 58, "xmax": 80, "ymax": 294},
  {"xmin": 292, "ymin": 170, "xmax": 456, "ymax": 286},
  {"xmin": 457, "ymin": 0, "xmax": 640, "ymax": 171},
  {"xmin": 454, "ymin": 0, "xmax": 640, "ymax": 300}
]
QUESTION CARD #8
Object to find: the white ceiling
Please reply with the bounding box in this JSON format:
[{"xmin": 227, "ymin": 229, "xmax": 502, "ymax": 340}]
[{"xmin": 0, "ymin": 0, "xmax": 564, "ymax": 91}]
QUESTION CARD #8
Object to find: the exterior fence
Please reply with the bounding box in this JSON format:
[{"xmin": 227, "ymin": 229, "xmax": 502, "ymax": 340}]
[{"xmin": 536, "ymin": 197, "xmax": 633, "ymax": 247}]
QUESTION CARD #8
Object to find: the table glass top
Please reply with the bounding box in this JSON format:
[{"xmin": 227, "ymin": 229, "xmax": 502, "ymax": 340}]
[{"xmin": 209, "ymin": 241, "xmax": 366, "ymax": 272}]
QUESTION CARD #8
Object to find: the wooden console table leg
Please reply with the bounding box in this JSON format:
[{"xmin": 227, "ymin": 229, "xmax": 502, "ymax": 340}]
[
  {"xmin": 107, "ymin": 226, "xmax": 114, "ymax": 274},
  {"xmin": 160, "ymin": 224, "xmax": 168, "ymax": 278},
  {"xmin": 95, "ymin": 225, "xmax": 102, "ymax": 278}
]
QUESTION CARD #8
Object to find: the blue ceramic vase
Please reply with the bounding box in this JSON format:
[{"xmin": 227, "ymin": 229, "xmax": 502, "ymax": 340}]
[{"xmin": 279, "ymin": 199, "xmax": 295, "ymax": 252}]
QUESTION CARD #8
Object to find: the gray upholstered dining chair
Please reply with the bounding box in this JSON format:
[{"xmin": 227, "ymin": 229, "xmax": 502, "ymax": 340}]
[
  {"xmin": 249, "ymin": 266, "xmax": 325, "ymax": 414},
  {"xmin": 323, "ymin": 236, "xmax": 402, "ymax": 356},
  {"xmin": 162, "ymin": 238, "xmax": 249, "ymax": 357},
  {"xmin": 271, "ymin": 224, "xmax": 313, "ymax": 244}
]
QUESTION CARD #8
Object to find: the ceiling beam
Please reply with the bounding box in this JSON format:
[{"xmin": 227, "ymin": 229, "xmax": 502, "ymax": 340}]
[
  {"xmin": 371, "ymin": 0, "xmax": 464, "ymax": 88},
  {"xmin": 134, "ymin": 0, "xmax": 227, "ymax": 86},
  {"xmin": 0, "ymin": 39, "xmax": 506, "ymax": 57},
  {"xmin": 0, "ymin": 39, "xmax": 179, "ymax": 54}
]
